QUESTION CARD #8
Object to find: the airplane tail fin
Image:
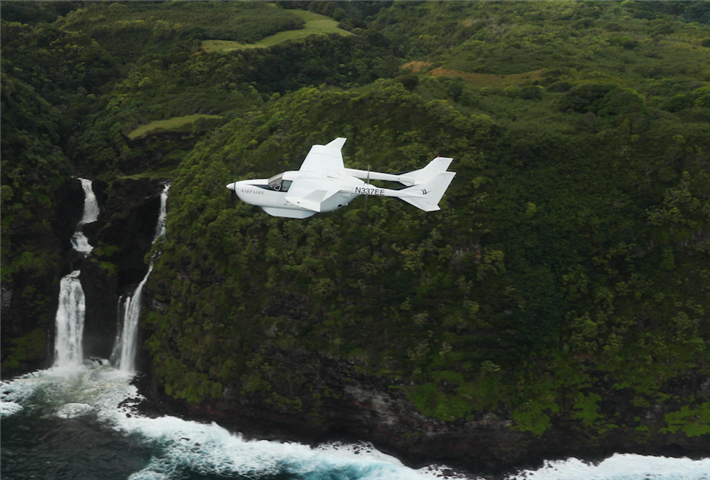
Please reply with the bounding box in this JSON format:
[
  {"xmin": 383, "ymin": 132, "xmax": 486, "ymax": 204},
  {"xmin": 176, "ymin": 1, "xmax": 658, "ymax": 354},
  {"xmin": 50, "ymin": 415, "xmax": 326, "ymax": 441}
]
[
  {"xmin": 399, "ymin": 157, "xmax": 454, "ymax": 186},
  {"xmin": 399, "ymin": 171, "xmax": 456, "ymax": 212}
]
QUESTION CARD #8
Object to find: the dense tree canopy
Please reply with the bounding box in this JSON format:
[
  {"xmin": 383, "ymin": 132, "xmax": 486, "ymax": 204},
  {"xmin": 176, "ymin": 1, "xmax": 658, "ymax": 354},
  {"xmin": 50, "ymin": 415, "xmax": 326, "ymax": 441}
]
[{"xmin": 2, "ymin": 1, "xmax": 709, "ymax": 440}]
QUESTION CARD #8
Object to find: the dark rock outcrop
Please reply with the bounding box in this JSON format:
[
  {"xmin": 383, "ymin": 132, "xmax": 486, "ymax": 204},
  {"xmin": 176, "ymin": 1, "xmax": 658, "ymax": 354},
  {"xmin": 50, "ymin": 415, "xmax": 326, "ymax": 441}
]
[
  {"xmin": 134, "ymin": 347, "xmax": 710, "ymax": 477},
  {"xmin": 80, "ymin": 177, "xmax": 166, "ymax": 360}
]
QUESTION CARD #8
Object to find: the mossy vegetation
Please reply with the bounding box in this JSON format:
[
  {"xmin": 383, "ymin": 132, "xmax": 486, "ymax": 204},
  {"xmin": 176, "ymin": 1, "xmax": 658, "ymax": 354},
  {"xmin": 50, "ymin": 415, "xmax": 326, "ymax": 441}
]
[
  {"xmin": 60, "ymin": 2, "xmax": 305, "ymax": 48},
  {"xmin": 1, "ymin": 328, "xmax": 46, "ymax": 371}
]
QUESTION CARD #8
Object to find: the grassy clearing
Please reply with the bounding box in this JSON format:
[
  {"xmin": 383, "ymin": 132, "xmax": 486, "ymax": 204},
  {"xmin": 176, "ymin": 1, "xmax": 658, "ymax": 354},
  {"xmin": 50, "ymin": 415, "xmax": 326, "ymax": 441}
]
[
  {"xmin": 201, "ymin": 9, "xmax": 351, "ymax": 53},
  {"xmin": 201, "ymin": 40, "xmax": 261, "ymax": 52},
  {"xmin": 262, "ymin": 10, "xmax": 352, "ymax": 45},
  {"xmin": 127, "ymin": 114, "xmax": 223, "ymax": 139}
]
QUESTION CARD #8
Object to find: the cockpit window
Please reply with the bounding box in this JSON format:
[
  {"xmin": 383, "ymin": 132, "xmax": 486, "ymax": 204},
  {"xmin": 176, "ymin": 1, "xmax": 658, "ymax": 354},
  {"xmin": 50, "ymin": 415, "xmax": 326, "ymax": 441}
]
[
  {"xmin": 267, "ymin": 174, "xmax": 291, "ymax": 192},
  {"xmin": 268, "ymin": 174, "xmax": 283, "ymax": 191}
]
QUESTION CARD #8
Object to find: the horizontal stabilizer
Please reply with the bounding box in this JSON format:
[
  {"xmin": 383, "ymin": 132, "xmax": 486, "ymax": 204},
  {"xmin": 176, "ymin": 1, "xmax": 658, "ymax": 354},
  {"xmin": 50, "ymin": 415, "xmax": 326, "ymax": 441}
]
[
  {"xmin": 400, "ymin": 171, "xmax": 456, "ymax": 211},
  {"xmin": 399, "ymin": 157, "xmax": 454, "ymax": 186}
]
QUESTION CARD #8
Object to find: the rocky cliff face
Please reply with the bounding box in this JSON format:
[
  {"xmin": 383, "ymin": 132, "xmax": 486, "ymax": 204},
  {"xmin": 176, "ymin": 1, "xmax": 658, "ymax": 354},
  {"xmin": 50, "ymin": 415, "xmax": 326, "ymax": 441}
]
[
  {"xmin": 134, "ymin": 347, "xmax": 533, "ymax": 475},
  {"xmin": 135, "ymin": 343, "xmax": 710, "ymax": 476},
  {"xmin": 80, "ymin": 178, "xmax": 165, "ymax": 360}
]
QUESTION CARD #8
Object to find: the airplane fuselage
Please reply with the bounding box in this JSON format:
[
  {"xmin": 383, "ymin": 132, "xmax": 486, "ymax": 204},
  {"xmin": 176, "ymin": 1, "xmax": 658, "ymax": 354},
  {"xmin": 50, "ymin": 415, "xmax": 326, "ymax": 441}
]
[
  {"xmin": 230, "ymin": 171, "xmax": 362, "ymax": 218},
  {"xmin": 227, "ymin": 137, "xmax": 455, "ymax": 218}
]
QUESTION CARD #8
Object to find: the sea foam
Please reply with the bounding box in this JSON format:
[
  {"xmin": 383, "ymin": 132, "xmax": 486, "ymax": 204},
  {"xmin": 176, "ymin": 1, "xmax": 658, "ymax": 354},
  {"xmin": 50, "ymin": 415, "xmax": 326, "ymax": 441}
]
[
  {"xmin": 2, "ymin": 363, "xmax": 472, "ymax": 480},
  {"xmin": 508, "ymin": 454, "xmax": 710, "ymax": 480}
]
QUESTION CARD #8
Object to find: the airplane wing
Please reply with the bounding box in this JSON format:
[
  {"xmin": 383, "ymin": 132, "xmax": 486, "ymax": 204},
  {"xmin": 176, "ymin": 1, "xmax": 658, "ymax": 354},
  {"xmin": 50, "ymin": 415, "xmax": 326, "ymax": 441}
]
[
  {"xmin": 299, "ymin": 138, "xmax": 346, "ymax": 173},
  {"xmin": 284, "ymin": 175, "xmax": 340, "ymax": 213}
]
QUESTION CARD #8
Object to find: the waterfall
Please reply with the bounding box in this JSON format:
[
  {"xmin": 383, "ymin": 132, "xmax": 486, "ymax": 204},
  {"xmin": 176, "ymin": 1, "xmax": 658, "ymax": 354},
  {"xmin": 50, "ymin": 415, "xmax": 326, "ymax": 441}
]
[
  {"xmin": 153, "ymin": 184, "xmax": 169, "ymax": 241},
  {"xmin": 111, "ymin": 184, "xmax": 169, "ymax": 373},
  {"xmin": 53, "ymin": 271, "xmax": 85, "ymax": 368},
  {"xmin": 53, "ymin": 179, "xmax": 100, "ymax": 369},
  {"xmin": 71, "ymin": 178, "xmax": 100, "ymax": 255},
  {"xmin": 78, "ymin": 178, "xmax": 100, "ymax": 225},
  {"xmin": 110, "ymin": 265, "xmax": 153, "ymax": 373}
]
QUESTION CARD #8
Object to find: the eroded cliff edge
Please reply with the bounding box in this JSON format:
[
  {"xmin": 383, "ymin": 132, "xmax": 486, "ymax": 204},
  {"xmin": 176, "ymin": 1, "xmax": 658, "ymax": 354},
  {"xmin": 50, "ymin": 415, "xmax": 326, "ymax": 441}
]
[{"xmin": 134, "ymin": 339, "xmax": 710, "ymax": 475}]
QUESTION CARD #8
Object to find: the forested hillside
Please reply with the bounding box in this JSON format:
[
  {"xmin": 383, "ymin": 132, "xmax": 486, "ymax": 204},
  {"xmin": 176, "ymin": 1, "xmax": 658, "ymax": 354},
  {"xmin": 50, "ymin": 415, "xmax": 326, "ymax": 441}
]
[{"xmin": 2, "ymin": 0, "xmax": 710, "ymax": 470}]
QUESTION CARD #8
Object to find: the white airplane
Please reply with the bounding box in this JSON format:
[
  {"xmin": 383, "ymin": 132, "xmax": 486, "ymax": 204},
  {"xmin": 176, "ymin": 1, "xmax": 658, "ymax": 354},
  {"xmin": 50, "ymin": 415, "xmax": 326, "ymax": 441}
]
[{"xmin": 226, "ymin": 138, "xmax": 456, "ymax": 219}]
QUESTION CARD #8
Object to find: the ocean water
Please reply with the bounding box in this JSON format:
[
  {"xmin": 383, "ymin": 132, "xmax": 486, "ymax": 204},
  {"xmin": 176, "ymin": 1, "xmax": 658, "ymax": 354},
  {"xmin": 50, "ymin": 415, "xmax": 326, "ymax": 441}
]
[
  {"xmin": 2, "ymin": 363, "xmax": 708, "ymax": 480},
  {"xmin": 0, "ymin": 363, "xmax": 466, "ymax": 480}
]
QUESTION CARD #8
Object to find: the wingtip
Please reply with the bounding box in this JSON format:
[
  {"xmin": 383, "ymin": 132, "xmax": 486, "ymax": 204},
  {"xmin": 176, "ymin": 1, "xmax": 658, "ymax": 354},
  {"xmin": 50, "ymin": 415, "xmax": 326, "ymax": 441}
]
[{"xmin": 326, "ymin": 138, "xmax": 347, "ymax": 150}]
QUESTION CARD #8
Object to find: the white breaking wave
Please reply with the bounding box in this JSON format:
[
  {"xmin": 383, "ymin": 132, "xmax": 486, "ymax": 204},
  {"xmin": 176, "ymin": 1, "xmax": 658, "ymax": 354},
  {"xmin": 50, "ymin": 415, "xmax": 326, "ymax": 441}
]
[
  {"xmin": 3, "ymin": 364, "xmax": 708, "ymax": 480},
  {"xmin": 1, "ymin": 364, "xmax": 135, "ymax": 416},
  {"xmin": 1, "ymin": 364, "xmax": 473, "ymax": 480},
  {"xmin": 507, "ymin": 454, "xmax": 710, "ymax": 480},
  {"xmin": 0, "ymin": 401, "xmax": 23, "ymax": 417},
  {"xmin": 56, "ymin": 402, "xmax": 93, "ymax": 419},
  {"xmin": 122, "ymin": 420, "xmax": 427, "ymax": 480}
]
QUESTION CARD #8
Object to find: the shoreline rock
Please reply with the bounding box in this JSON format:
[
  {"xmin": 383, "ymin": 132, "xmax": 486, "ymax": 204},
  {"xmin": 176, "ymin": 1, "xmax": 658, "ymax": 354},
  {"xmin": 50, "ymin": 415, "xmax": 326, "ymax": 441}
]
[{"xmin": 129, "ymin": 355, "xmax": 710, "ymax": 478}]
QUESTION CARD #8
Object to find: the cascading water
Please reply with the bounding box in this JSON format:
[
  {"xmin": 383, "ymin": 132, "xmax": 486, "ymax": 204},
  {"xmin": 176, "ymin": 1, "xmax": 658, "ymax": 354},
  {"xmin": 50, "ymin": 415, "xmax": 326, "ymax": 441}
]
[
  {"xmin": 71, "ymin": 178, "xmax": 100, "ymax": 255},
  {"xmin": 110, "ymin": 265, "xmax": 153, "ymax": 373},
  {"xmin": 152, "ymin": 184, "xmax": 169, "ymax": 242},
  {"xmin": 111, "ymin": 184, "xmax": 169, "ymax": 373},
  {"xmin": 53, "ymin": 271, "xmax": 86, "ymax": 368},
  {"xmin": 53, "ymin": 179, "xmax": 100, "ymax": 369}
]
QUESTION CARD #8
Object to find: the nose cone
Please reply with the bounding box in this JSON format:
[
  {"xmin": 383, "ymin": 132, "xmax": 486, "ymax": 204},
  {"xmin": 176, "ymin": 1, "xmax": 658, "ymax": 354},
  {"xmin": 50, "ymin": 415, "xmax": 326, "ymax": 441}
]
[{"xmin": 227, "ymin": 180, "xmax": 251, "ymax": 202}]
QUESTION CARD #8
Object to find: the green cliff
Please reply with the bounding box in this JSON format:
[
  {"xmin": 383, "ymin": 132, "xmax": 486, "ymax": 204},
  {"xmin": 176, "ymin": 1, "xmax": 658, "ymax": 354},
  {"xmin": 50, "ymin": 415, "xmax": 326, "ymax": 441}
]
[
  {"xmin": 2, "ymin": 0, "xmax": 709, "ymax": 471},
  {"xmin": 144, "ymin": 76, "xmax": 709, "ymax": 455}
]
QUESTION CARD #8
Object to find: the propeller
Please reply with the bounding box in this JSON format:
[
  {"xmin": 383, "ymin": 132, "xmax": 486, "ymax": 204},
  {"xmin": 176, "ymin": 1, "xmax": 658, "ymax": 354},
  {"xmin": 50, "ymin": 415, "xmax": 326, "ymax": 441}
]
[{"xmin": 229, "ymin": 162, "xmax": 237, "ymax": 205}]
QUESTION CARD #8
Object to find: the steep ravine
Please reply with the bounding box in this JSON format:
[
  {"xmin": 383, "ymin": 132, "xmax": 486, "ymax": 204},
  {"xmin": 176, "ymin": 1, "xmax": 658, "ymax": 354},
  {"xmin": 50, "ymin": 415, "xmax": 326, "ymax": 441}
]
[
  {"xmin": 1, "ymin": 177, "xmax": 165, "ymax": 377},
  {"xmin": 80, "ymin": 177, "xmax": 166, "ymax": 361}
]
